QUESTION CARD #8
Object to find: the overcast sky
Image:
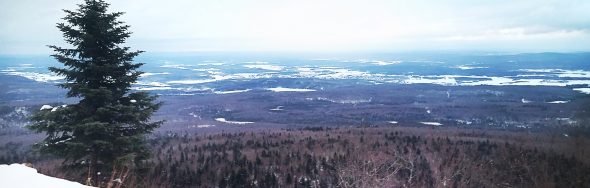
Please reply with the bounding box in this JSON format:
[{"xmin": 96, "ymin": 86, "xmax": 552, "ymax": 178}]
[{"xmin": 1, "ymin": 0, "xmax": 589, "ymax": 55}]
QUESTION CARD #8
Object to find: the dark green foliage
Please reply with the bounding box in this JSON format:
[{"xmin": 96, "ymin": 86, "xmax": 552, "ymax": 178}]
[{"xmin": 27, "ymin": 0, "xmax": 161, "ymax": 182}]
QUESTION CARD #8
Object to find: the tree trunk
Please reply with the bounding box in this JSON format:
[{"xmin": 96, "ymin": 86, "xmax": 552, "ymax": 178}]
[{"xmin": 87, "ymin": 154, "xmax": 98, "ymax": 186}]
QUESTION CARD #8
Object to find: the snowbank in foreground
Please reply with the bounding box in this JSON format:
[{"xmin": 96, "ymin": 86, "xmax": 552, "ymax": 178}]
[{"xmin": 0, "ymin": 164, "xmax": 93, "ymax": 188}]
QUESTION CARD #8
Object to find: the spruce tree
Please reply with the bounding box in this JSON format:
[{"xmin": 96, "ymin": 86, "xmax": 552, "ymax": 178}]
[{"xmin": 28, "ymin": 0, "xmax": 162, "ymax": 185}]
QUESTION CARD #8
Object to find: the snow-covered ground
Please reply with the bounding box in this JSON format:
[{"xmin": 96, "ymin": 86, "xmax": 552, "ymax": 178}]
[
  {"xmin": 420, "ymin": 122, "xmax": 443, "ymax": 126},
  {"xmin": 215, "ymin": 118, "xmax": 254, "ymax": 125},
  {"xmin": 213, "ymin": 89, "xmax": 252, "ymax": 94},
  {"xmin": 0, "ymin": 164, "xmax": 93, "ymax": 188},
  {"xmin": 266, "ymin": 87, "xmax": 316, "ymax": 92},
  {"xmin": 243, "ymin": 64, "xmax": 284, "ymax": 71}
]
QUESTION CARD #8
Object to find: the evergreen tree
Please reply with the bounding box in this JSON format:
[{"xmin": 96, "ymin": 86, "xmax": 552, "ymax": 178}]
[{"xmin": 28, "ymin": 0, "xmax": 162, "ymax": 185}]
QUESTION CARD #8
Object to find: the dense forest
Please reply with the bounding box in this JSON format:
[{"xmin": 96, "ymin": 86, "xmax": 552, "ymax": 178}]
[{"xmin": 2, "ymin": 126, "xmax": 589, "ymax": 188}]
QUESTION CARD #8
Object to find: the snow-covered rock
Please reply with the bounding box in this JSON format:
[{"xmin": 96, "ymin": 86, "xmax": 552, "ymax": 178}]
[
  {"xmin": 40, "ymin": 105, "xmax": 53, "ymax": 110},
  {"xmin": 0, "ymin": 164, "xmax": 93, "ymax": 188}
]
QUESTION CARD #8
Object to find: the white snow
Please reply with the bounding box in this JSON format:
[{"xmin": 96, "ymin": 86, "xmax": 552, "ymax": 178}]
[
  {"xmin": 213, "ymin": 89, "xmax": 251, "ymax": 94},
  {"xmin": 403, "ymin": 75, "xmax": 457, "ymax": 85},
  {"xmin": 267, "ymin": 87, "xmax": 316, "ymax": 92},
  {"xmin": 420, "ymin": 122, "xmax": 443, "ymax": 126},
  {"xmin": 521, "ymin": 98, "xmax": 532, "ymax": 103},
  {"xmin": 160, "ymin": 64, "xmax": 190, "ymax": 70},
  {"xmin": 293, "ymin": 67, "xmax": 376, "ymax": 80},
  {"xmin": 270, "ymin": 106, "xmax": 284, "ymax": 111},
  {"xmin": 217, "ymin": 73, "xmax": 274, "ymax": 80},
  {"xmin": 195, "ymin": 124, "xmax": 215, "ymax": 128},
  {"xmin": 197, "ymin": 62, "xmax": 225, "ymax": 66},
  {"xmin": 459, "ymin": 76, "xmax": 514, "ymax": 86},
  {"xmin": 514, "ymin": 74, "xmax": 550, "ymax": 77},
  {"xmin": 244, "ymin": 61, "xmax": 269, "ymax": 64},
  {"xmin": 556, "ymin": 118, "xmax": 577, "ymax": 125},
  {"xmin": 243, "ymin": 64, "xmax": 283, "ymax": 71},
  {"xmin": 519, "ymin": 69, "xmax": 559, "ymax": 73},
  {"xmin": 130, "ymin": 100, "xmax": 137, "ymax": 103},
  {"xmin": 215, "ymin": 118, "xmax": 254, "ymax": 125},
  {"xmin": 456, "ymin": 120, "xmax": 473, "ymax": 125},
  {"xmin": 192, "ymin": 68, "xmax": 220, "ymax": 71},
  {"xmin": 311, "ymin": 97, "xmax": 372, "ymax": 104},
  {"xmin": 166, "ymin": 72, "xmax": 276, "ymax": 86},
  {"xmin": 135, "ymin": 81, "xmax": 170, "ymax": 87},
  {"xmin": 167, "ymin": 79, "xmax": 218, "ymax": 84},
  {"xmin": 132, "ymin": 86, "xmax": 176, "ymax": 91},
  {"xmin": 546, "ymin": 100, "xmax": 569, "ymax": 104},
  {"xmin": 40, "ymin": 105, "xmax": 53, "ymax": 110},
  {"xmin": 573, "ymin": 88, "xmax": 590, "ymax": 94},
  {"xmin": 2, "ymin": 71, "xmax": 64, "ymax": 82},
  {"xmin": 140, "ymin": 72, "xmax": 170, "ymax": 77},
  {"xmin": 319, "ymin": 68, "xmax": 372, "ymax": 79},
  {"xmin": 519, "ymin": 69, "xmax": 590, "ymax": 78},
  {"xmin": 388, "ymin": 121, "xmax": 398, "ymax": 124},
  {"xmin": 133, "ymin": 66, "xmax": 590, "ymax": 92},
  {"xmin": 453, "ymin": 65, "xmax": 488, "ymax": 70},
  {"xmin": 45, "ymin": 104, "xmax": 68, "ymax": 112},
  {"xmin": 372, "ymin": 60, "xmax": 400, "ymax": 66},
  {"xmin": 0, "ymin": 164, "xmax": 93, "ymax": 188}
]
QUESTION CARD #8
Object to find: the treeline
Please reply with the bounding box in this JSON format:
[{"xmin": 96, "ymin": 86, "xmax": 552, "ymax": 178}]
[
  {"xmin": 4, "ymin": 127, "xmax": 590, "ymax": 187},
  {"xmin": 116, "ymin": 128, "xmax": 590, "ymax": 187}
]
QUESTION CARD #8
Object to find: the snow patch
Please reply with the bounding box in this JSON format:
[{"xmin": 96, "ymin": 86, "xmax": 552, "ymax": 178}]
[
  {"xmin": 270, "ymin": 106, "xmax": 284, "ymax": 111},
  {"xmin": 372, "ymin": 60, "xmax": 400, "ymax": 66},
  {"xmin": 132, "ymin": 86, "xmax": 176, "ymax": 91},
  {"xmin": 547, "ymin": 100, "xmax": 569, "ymax": 104},
  {"xmin": 244, "ymin": 64, "xmax": 283, "ymax": 71},
  {"xmin": 160, "ymin": 64, "xmax": 194, "ymax": 70},
  {"xmin": 456, "ymin": 120, "xmax": 473, "ymax": 125},
  {"xmin": 140, "ymin": 72, "xmax": 170, "ymax": 77},
  {"xmin": 167, "ymin": 79, "xmax": 218, "ymax": 85},
  {"xmin": 453, "ymin": 65, "xmax": 488, "ymax": 70},
  {"xmin": 40, "ymin": 105, "xmax": 53, "ymax": 110},
  {"xmin": 244, "ymin": 61, "xmax": 269, "ymax": 64},
  {"xmin": 267, "ymin": 87, "xmax": 316, "ymax": 92},
  {"xmin": 573, "ymin": 88, "xmax": 590, "ymax": 94},
  {"xmin": 215, "ymin": 118, "xmax": 254, "ymax": 125},
  {"xmin": 213, "ymin": 89, "xmax": 251, "ymax": 94},
  {"xmin": 0, "ymin": 164, "xmax": 93, "ymax": 188},
  {"xmin": 135, "ymin": 81, "xmax": 170, "ymax": 87},
  {"xmin": 310, "ymin": 97, "xmax": 372, "ymax": 104},
  {"xmin": 519, "ymin": 69, "xmax": 590, "ymax": 78},
  {"xmin": 192, "ymin": 68, "xmax": 220, "ymax": 71},
  {"xmin": 191, "ymin": 124, "xmax": 215, "ymax": 128},
  {"xmin": 420, "ymin": 122, "xmax": 442, "ymax": 126},
  {"xmin": 521, "ymin": 98, "xmax": 532, "ymax": 103},
  {"xmin": 403, "ymin": 75, "xmax": 457, "ymax": 85},
  {"xmin": 2, "ymin": 71, "xmax": 64, "ymax": 82}
]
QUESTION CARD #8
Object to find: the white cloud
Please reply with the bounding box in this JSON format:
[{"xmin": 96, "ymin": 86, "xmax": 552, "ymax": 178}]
[
  {"xmin": 1, "ymin": 0, "xmax": 590, "ymax": 54},
  {"xmin": 439, "ymin": 28, "xmax": 589, "ymax": 41}
]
